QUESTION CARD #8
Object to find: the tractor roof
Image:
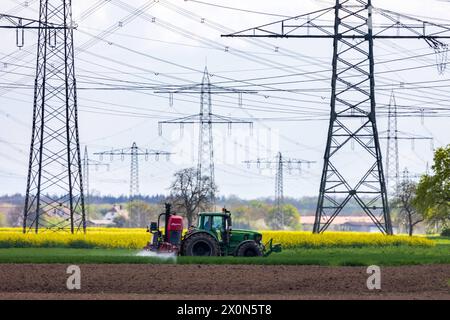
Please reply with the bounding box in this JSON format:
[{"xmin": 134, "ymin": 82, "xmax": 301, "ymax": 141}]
[{"xmin": 198, "ymin": 211, "xmax": 230, "ymax": 216}]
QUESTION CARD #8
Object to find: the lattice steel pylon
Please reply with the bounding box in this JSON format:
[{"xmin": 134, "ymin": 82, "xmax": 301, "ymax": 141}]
[
  {"xmin": 94, "ymin": 143, "xmax": 172, "ymax": 200},
  {"xmin": 83, "ymin": 148, "xmax": 90, "ymax": 207},
  {"xmin": 385, "ymin": 92, "xmax": 399, "ymax": 196},
  {"xmin": 275, "ymin": 153, "xmax": 284, "ymax": 229},
  {"xmin": 130, "ymin": 142, "xmax": 140, "ymax": 198},
  {"xmin": 157, "ymin": 67, "xmax": 254, "ymax": 206},
  {"xmin": 94, "ymin": 143, "xmax": 171, "ymax": 221},
  {"xmin": 383, "ymin": 91, "xmax": 433, "ymax": 198},
  {"xmin": 197, "ymin": 69, "xmax": 215, "ymax": 202},
  {"xmin": 82, "ymin": 146, "xmax": 109, "ymax": 222},
  {"xmin": 223, "ymin": 0, "xmax": 450, "ymax": 234},
  {"xmin": 21, "ymin": 0, "xmax": 85, "ymax": 233},
  {"xmin": 244, "ymin": 153, "xmax": 314, "ymax": 229},
  {"xmin": 306, "ymin": 2, "xmax": 389, "ymax": 235},
  {"xmin": 400, "ymin": 167, "xmax": 422, "ymax": 183}
]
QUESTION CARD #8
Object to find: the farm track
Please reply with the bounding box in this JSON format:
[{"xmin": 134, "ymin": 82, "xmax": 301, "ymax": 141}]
[{"xmin": 0, "ymin": 264, "xmax": 449, "ymax": 300}]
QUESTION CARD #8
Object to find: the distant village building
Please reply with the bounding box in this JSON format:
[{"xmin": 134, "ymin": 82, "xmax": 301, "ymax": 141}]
[
  {"xmin": 87, "ymin": 204, "xmax": 129, "ymax": 227},
  {"xmin": 300, "ymin": 216, "xmax": 399, "ymax": 233}
]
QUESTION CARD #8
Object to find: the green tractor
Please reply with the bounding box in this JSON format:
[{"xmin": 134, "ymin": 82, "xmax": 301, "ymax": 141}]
[{"xmin": 144, "ymin": 204, "xmax": 281, "ymax": 257}]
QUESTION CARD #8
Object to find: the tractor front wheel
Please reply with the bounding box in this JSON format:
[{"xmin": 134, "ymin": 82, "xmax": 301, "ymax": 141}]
[
  {"xmin": 181, "ymin": 233, "xmax": 220, "ymax": 256},
  {"xmin": 236, "ymin": 241, "xmax": 263, "ymax": 257}
]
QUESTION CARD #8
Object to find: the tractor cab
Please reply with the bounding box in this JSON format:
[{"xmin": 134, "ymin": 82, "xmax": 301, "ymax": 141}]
[
  {"xmin": 191, "ymin": 208, "xmax": 278, "ymax": 256},
  {"xmin": 196, "ymin": 208, "xmax": 232, "ymax": 244}
]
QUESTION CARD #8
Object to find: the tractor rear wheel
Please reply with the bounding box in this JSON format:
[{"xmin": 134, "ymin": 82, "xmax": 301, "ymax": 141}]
[
  {"xmin": 236, "ymin": 241, "xmax": 263, "ymax": 257},
  {"xmin": 181, "ymin": 233, "xmax": 220, "ymax": 256}
]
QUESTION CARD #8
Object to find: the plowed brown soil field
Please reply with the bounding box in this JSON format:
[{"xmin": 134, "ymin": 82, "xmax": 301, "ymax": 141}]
[{"xmin": 0, "ymin": 264, "xmax": 449, "ymax": 300}]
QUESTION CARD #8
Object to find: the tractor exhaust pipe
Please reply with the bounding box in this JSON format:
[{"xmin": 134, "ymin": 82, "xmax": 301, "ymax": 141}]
[
  {"xmin": 155, "ymin": 203, "xmax": 172, "ymax": 242},
  {"xmin": 164, "ymin": 203, "xmax": 171, "ymax": 242}
]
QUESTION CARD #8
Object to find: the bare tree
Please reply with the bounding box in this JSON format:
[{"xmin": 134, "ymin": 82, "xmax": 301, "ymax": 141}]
[
  {"xmin": 169, "ymin": 168, "xmax": 217, "ymax": 226},
  {"xmin": 394, "ymin": 180, "xmax": 424, "ymax": 236},
  {"xmin": 6, "ymin": 206, "xmax": 22, "ymax": 227}
]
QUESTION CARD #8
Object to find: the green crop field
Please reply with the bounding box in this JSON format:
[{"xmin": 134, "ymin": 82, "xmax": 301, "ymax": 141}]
[
  {"xmin": 0, "ymin": 228, "xmax": 447, "ymax": 266},
  {"xmin": 0, "ymin": 237, "xmax": 448, "ymax": 266}
]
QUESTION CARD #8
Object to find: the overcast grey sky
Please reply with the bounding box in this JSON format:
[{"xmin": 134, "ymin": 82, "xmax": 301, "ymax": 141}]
[{"xmin": 0, "ymin": 0, "xmax": 449, "ymax": 199}]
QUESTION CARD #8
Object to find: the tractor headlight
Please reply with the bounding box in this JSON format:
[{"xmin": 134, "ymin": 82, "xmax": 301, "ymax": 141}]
[{"xmin": 255, "ymin": 234, "xmax": 262, "ymax": 243}]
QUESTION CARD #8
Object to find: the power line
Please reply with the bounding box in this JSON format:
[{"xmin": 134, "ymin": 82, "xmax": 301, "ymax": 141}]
[
  {"xmin": 157, "ymin": 67, "xmax": 253, "ymax": 205},
  {"xmin": 94, "ymin": 142, "xmax": 172, "ymax": 199},
  {"xmin": 244, "ymin": 152, "xmax": 315, "ymax": 229}
]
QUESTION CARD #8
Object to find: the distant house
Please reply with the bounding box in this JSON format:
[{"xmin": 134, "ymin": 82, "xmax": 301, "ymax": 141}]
[
  {"xmin": 86, "ymin": 219, "xmax": 115, "ymax": 227},
  {"xmin": 51, "ymin": 206, "xmax": 71, "ymax": 218},
  {"xmin": 300, "ymin": 216, "xmax": 397, "ymax": 233},
  {"xmin": 104, "ymin": 204, "xmax": 129, "ymax": 220},
  {"xmin": 88, "ymin": 204, "xmax": 129, "ymax": 227}
]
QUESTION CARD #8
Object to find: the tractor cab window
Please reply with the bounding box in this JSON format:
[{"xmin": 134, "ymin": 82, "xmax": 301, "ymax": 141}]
[
  {"xmin": 199, "ymin": 215, "xmax": 225, "ymax": 232},
  {"xmin": 201, "ymin": 216, "xmax": 212, "ymax": 230},
  {"xmin": 212, "ymin": 216, "xmax": 224, "ymax": 231}
]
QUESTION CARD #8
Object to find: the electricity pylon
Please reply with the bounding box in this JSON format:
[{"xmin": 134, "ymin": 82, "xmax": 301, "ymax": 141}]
[
  {"xmin": 1, "ymin": 2, "xmax": 85, "ymax": 233},
  {"xmin": 82, "ymin": 146, "xmax": 109, "ymax": 222},
  {"xmin": 223, "ymin": 0, "xmax": 450, "ymax": 234},
  {"xmin": 94, "ymin": 142, "xmax": 172, "ymax": 199},
  {"xmin": 129, "ymin": 143, "xmax": 140, "ymax": 198},
  {"xmin": 400, "ymin": 168, "xmax": 422, "ymax": 184},
  {"xmin": 244, "ymin": 152, "xmax": 314, "ymax": 229},
  {"xmin": 385, "ymin": 92, "xmax": 400, "ymax": 197},
  {"xmin": 157, "ymin": 67, "xmax": 254, "ymax": 206},
  {"xmin": 383, "ymin": 92, "xmax": 433, "ymax": 197}
]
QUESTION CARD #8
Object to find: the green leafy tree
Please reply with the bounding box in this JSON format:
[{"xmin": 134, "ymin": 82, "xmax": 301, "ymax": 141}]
[
  {"xmin": 233, "ymin": 201, "xmax": 271, "ymax": 229},
  {"xmin": 266, "ymin": 204, "xmax": 301, "ymax": 230},
  {"xmin": 414, "ymin": 145, "xmax": 450, "ymax": 230}
]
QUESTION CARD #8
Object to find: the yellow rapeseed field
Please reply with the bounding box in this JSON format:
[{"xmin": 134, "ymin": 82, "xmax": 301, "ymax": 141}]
[
  {"xmin": 0, "ymin": 228, "xmax": 434, "ymax": 249},
  {"xmin": 262, "ymin": 231, "xmax": 434, "ymax": 249},
  {"xmin": 0, "ymin": 228, "xmax": 149, "ymax": 249}
]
